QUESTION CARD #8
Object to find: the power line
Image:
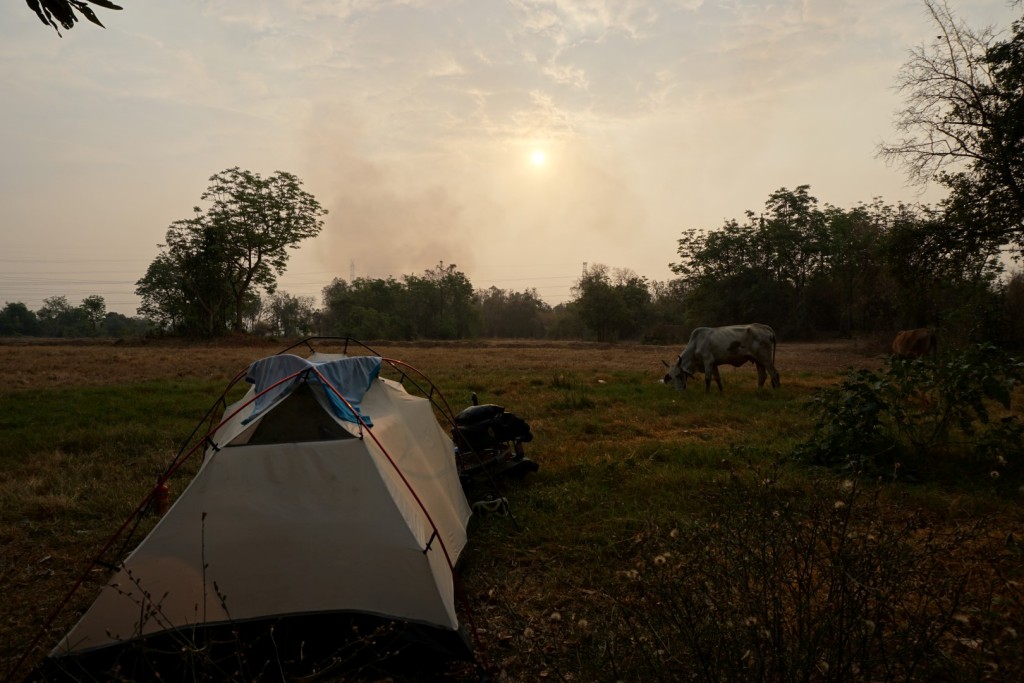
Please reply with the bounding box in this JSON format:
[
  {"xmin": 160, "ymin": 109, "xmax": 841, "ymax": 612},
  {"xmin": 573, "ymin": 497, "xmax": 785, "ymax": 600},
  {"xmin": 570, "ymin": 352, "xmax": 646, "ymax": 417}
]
[{"xmin": 0, "ymin": 258, "xmax": 151, "ymax": 264}]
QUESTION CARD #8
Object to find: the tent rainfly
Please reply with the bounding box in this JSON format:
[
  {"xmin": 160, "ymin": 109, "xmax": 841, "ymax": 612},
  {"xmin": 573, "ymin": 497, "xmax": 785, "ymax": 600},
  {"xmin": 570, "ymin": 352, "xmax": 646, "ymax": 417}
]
[{"xmin": 49, "ymin": 352, "xmax": 474, "ymax": 667}]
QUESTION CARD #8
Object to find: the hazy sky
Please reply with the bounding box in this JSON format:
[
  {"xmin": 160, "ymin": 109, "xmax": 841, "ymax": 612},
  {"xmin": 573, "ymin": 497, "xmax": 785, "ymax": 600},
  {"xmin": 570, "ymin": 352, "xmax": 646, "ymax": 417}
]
[{"xmin": 1, "ymin": 0, "xmax": 1019, "ymax": 315}]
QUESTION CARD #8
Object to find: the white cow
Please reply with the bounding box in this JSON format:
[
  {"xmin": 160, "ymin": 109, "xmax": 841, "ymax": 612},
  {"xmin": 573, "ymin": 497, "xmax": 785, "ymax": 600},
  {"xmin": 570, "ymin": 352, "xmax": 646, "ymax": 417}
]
[{"xmin": 662, "ymin": 324, "xmax": 780, "ymax": 393}]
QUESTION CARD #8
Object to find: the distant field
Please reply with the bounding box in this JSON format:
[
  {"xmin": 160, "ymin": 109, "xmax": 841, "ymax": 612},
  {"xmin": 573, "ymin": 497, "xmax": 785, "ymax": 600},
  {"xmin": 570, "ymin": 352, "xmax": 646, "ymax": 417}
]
[
  {"xmin": 0, "ymin": 336, "xmax": 888, "ymax": 389},
  {"xmin": 2, "ymin": 337, "xmax": 1019, "ymax": 682}
]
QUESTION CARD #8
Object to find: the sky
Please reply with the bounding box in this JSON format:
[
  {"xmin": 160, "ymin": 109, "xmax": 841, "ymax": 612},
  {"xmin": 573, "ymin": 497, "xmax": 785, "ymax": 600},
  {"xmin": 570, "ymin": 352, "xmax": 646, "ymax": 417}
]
[{"xmin": 1, "ymin": 0, "xmax": 1020, "ymax": 316}]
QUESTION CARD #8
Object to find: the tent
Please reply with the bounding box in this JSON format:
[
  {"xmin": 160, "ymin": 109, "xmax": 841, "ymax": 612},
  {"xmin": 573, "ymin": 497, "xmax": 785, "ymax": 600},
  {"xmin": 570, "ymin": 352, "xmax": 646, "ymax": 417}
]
[{"xmin": 47, "ymin": 351, "xmax": 474, "ymax": 672}]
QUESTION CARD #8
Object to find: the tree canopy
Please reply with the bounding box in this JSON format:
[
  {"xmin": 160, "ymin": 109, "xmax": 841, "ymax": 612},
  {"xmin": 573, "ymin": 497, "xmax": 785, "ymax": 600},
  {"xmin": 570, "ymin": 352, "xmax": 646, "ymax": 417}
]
[
  {"xmin": 879, "ymin": 0, "xmax": 1024, "ymax": 252},
  {"xmin": 570, "ymin": 265, "xmax": 652, "ymax": 342},
  {"xmin": 670, "ymin": 185, "xmax": 1008, "ymax": 341},
  {"xmin": 136, "ymin": 168, "xmax": 327, "ymax": 337}
]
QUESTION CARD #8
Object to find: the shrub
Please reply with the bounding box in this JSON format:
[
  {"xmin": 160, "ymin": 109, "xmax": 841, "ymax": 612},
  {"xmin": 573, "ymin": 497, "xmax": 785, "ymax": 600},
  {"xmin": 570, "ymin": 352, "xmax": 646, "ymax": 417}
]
[
  {"xmin": 794, "ymin": 344, "xmax": 1024, "ymax": 484},
  {"xmin": 597, "ymin": 465, "xmax": 1022, "ymax": 682}
]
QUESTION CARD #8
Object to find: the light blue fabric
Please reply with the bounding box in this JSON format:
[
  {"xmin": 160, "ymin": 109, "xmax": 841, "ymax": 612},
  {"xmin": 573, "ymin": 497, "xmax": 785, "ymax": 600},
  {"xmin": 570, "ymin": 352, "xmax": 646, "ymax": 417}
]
[{"xmin": 244, "ymin": 354, "xmax": 382, "ymax": 426}]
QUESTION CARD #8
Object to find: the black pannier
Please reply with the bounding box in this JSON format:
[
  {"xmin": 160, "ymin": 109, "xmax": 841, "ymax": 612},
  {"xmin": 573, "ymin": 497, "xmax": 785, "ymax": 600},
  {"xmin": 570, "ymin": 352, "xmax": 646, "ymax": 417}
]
[{"xmin": 452, "ymin": 402, "xmax": 537, "ymax": 486}]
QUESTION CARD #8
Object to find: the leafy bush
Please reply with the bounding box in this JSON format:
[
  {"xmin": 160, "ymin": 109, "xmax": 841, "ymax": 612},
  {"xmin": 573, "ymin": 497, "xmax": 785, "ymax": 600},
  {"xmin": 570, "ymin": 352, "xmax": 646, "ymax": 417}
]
[{"xmin": 794, "ymin": 344, "xmax": 1024, "ymax": 483}]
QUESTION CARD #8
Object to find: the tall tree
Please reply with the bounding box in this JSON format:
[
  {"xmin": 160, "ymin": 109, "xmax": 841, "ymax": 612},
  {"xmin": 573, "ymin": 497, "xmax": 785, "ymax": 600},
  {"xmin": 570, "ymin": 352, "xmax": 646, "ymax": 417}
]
[
  {"xmin": 822, "ymin": 203, "xmax": 889, "ymax": 335},
  {"xmin": 571, "ymin": 264, "xmax": 651, "ymax": 341},
  {"xmin": 80, "ymin": 295, "xmax": 106, "ymax": 334},
  {"xmin": 320, "ymin": 277, "xmax": 411, "ymax": 339},
  {"xmin": 0, "ymin": 302, "xmax": 41, "ymax": 336},
  {"xmin": 137, "ymin": 224, "xmax": 231, "ymax": 336},
  {"xmin": 402, "ymin": 262, "xmax": 477, "ymax": 339},
  {"xmin": 879, "ymin": 1, "xmax": 1024, "ymax": 250},
  {"xmin": 202, "ymin": 168, "xmax": 328, "ymax": 332},
  {"xmin": 268, "ymin": 292, "xmax": 316, "ymax": 338},
  {"xmin": 136, "ymin": 252, "xmax": 200, "ymax": 333},
  {"xmin": 760, "ymin": 186, "xmax": 830, "ymax": 333},
  {"xmin": 36, "ymin": 295, "xmax": 74, "ymax": 337},
  {"xmin": 136, "ymin": 168, "xmax": 327, "ymax": 336},
  {"xmin": 882, "ymin": 202, "xmax": 1004, "ymax": 337},
  {"xmin": 671, "ymin": 187, "xmax": 829, "ymax": 332}
]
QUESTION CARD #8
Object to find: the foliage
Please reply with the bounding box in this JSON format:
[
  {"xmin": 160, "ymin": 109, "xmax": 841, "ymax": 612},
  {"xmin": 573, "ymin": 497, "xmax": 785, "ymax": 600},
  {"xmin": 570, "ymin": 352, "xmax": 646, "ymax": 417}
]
[
  {"xmin": 136, "ymin": 168, "xmax": 327, "ymax": 337},
  {"xmin": 542, "ymin": 300, "xmax": 586, "ymax": 340},
  {"xmin": 0, "ymin": 302, "xmax": 41, "ymax": 336},
  {"xmin": 7, "ymin": 295, "xmax": 149, "ymax": 339},
  {"xmin": 101, "ymin": 311, "xmax": 150, "ymax": 338},
  {"xmin": 819, "ymin": 203, "xmax": 887, "ymax": 334},
  {"xmin": 135, "ymin": 253, "xmax": 197, "ymax": 333},
  {"xmin": 319, "ymin": 263, "xmax": 481, "ymax": 340},
  {"xmin": 1004, "ymin": 271, "xmax": 1024, "ymax": 346},
  {"xmin": 320, "ymin": 276, "xmax": 411, "ymax": 340},
  {"xmin": 265, "ymin": 292, "xmax": 315, "ymax": 337},
  {"xmin": 643, "ymin": 279, "xmax": 690, "ymax": 343},
  {"xmin": 670, "ymin": 186, "xmax": 1010, "ymax": 341},
  {"xmin": 34, "ymin": 295, "xmax": 109, "ymax": 337},
  {"xmin": 880, "ymin": 195, "xmax": 1006, "ymax": 342},
  {"xmin": 672, "ymin": 186, "xmax": 844, "ymax": 335},
  {"xmin": 79, "ymin": 295, "xmax": 106, "ymax": 334},
  {"xmin": 571, "ymin": 264, "xmax": 652, "ymax": 341},
  {"xmin": 402, "ymin": 262, "xmax": 478, "ymax": 339},
  {"xmin": 26, "ymin": 0, "xmax": 121, "ymax": 35},
  {"xmin": 796, "ymin": 345, "xmax": 1024, "ymax": 483},
  {"xmin": 880, "ymin": 1, "xmax": 1024, "ymax": 253},
  {"xmin": 476, "ymin": 287, "xmax": 549, "ymax": 338}
]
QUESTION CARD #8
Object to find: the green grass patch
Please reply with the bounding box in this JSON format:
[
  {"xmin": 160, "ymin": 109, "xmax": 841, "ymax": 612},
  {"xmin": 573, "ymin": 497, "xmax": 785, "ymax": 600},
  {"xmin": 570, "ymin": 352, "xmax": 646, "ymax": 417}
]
[{"xmin": 0, "ymin": 380, "xmax": 229, "ymax": 461}]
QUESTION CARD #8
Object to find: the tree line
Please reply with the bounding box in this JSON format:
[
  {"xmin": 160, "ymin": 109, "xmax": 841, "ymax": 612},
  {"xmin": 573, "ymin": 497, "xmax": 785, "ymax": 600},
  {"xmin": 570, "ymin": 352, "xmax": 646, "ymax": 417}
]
[
  {"xmin": 0, "ymin": 295, "xmax": 149, "ymax": 338},
  {"xmin": 670, "ymin": 187, "xmax": 1024, "ymax": 346},
  {"xmin": 3, "ymin": 188, "xmax": 1024, "ymax": 344}
]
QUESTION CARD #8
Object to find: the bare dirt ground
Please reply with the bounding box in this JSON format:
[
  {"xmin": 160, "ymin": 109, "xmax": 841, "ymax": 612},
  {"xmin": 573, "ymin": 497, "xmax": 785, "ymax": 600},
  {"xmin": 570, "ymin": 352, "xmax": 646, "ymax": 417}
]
[{"xmin": 0, "ymin": 336, "xmax": 889, "ymax": 391}]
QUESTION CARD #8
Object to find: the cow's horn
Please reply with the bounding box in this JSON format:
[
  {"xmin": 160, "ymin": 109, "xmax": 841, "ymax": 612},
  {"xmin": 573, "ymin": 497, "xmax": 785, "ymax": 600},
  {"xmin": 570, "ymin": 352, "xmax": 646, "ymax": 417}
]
[{"xmin": 662, "ymin": 360, "xmax": 669, "ymax": 368}]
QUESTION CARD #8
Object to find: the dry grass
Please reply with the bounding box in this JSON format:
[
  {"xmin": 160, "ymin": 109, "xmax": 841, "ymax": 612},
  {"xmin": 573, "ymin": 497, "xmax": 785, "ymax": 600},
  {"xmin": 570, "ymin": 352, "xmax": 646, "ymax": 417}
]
[
  {"xmin": 0, "ymin": 336, "xmax": 887, "ymax": 391},
  {"xmin": 6, "ymin": 336, "xmax": 1015, "ymax": 683}
]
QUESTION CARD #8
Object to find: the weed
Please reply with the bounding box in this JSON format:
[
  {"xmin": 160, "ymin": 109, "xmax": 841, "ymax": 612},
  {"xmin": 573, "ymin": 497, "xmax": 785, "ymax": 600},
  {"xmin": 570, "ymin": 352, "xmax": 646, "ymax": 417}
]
[
  {"xmin": 597, "ymin": 464, "xmax": 1023, "ymax": 681},
  {"xmin": 548, "ymin": 372, "xmax": 596, "ymax": 410}
]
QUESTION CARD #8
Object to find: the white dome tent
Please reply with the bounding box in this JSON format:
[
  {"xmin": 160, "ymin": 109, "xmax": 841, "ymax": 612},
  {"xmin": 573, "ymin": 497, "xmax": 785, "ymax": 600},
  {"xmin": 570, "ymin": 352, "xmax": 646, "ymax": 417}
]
[{"xmin": 37, "ymin": 340, "xmax": 479, "ymax": 679}]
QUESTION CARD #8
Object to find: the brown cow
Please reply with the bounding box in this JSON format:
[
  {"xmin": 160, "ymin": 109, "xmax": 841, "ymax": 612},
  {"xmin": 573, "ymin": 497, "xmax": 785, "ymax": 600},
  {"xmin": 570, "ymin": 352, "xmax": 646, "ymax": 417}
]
[{"xmin": 892, "ymin": 328, "xmax": 936, "ymax": 359}]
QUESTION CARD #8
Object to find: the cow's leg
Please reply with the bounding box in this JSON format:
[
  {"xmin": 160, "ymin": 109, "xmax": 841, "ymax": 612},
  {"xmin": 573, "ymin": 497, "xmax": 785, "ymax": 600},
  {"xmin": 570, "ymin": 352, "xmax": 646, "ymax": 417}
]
[
  {"xmin": 711, "ymin": 365, "xmax": 724, "ymax": 392},
  {"xmin": 755, "ymin": 362, "xmax": 767, "ymax": 388}
]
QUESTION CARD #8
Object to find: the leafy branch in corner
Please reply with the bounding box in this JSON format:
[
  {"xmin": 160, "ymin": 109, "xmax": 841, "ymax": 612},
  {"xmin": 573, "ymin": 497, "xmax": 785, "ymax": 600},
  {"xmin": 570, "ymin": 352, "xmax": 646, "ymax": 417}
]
[{"xmin": 26, "ymin": 0, "xmax": 123, "ymax": 35}]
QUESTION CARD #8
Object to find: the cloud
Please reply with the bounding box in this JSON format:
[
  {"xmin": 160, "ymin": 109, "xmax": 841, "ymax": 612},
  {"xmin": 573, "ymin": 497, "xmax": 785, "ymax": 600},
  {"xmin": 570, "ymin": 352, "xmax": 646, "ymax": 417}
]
[{"xmin": 2, "ymin": 0, "xmax": 1020, "ymax": 313}]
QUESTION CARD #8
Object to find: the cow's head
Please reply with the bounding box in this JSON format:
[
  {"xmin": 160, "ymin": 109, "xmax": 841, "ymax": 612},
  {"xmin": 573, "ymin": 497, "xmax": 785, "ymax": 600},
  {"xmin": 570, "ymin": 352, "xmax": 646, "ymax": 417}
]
[{"xmin": 662, "ymin": 358, "xmax": 692, "ymax": 391}]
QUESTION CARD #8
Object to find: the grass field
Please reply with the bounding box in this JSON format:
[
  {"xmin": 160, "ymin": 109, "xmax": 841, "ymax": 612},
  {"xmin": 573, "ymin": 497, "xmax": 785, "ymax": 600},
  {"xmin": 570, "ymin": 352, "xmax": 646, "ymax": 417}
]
[{"xmin": 1, "ymin": 337, "xmax": 1021, "ymax": 681}]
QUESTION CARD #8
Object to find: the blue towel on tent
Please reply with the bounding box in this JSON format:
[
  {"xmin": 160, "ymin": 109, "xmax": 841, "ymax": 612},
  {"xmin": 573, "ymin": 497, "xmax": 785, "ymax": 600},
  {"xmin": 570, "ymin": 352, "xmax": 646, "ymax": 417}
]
[{"xmin": 244, "ymin": 354, "xmax": 382, "ymax": 426}]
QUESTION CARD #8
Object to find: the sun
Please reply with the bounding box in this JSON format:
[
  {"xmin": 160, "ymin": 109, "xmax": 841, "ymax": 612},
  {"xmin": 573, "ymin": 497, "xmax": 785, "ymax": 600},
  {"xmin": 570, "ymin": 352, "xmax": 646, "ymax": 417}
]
[{"xmin": 530, "ymin": 149, "xmax": 547, "ymax": 167}]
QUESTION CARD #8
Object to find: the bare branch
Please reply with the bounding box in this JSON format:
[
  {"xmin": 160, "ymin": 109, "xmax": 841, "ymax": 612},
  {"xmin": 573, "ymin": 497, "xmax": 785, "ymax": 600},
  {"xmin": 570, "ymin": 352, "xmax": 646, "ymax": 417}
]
[{"xmin": 878, "ymin": 0, "xmax": 1001, "ymax": 184}]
